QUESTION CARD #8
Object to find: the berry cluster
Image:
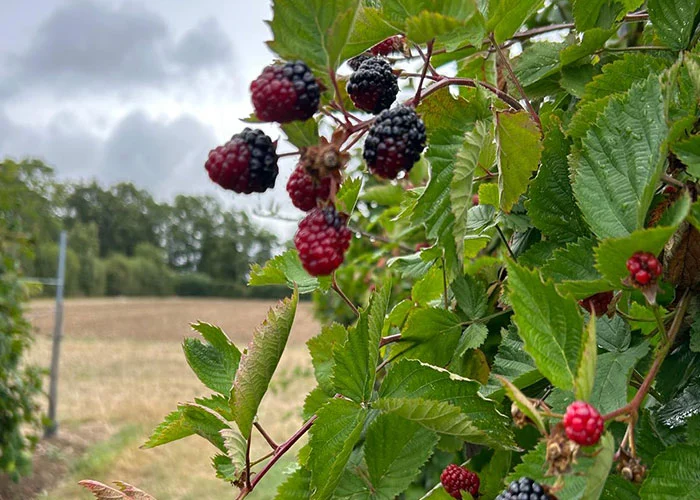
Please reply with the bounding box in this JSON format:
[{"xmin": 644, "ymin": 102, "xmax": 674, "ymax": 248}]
[
  {"xmin": 347, "ymin": 57, "xmax": 398, "ymax": 114},
  {"xmin": 626, "ymin": 252, "xmax": 662, "ymax": 286},
  {"xmin": 205, "ymin": 128, "xmax": 278, "ymax": 194},
  {"xmin": 294, "ymin": 207, "xmax": 352, "ymax": 276},
  {"xmin": 363, "ymin": 105, "xmax": 427, "ymax": 179},
  {"xmin": 286, "ymin": 166, "xmax": 331, "ymax": 212},
  {"xmin": 563, "ymin": 401, "xmax": 604, "ymax": 446},
  {"xmin": 496, "ymin": 477, "xmax": 554, "ymax": 500},
  {"xmin": 440, "ymin": 465, "xmax": 480, "ymax": 499},
  {"xmin": 251, "ymin": 60, "xmax": 321, "ymax": 123},
  {"xmin": 578, "ymin": 291, "xmax": 613, "ymax": 316}
]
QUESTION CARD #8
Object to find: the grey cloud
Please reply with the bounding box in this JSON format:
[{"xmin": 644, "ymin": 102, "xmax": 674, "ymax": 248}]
[{"xmin": 4, "ymin": 0, "xmax": 235, "ymax": 96}]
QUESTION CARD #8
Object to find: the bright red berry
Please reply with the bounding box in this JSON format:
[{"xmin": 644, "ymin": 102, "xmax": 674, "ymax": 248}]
[
  {"xmin": 626, "ymin": 252, "xmax": 662, "ymax": 287},
  {"xmin": 440, "ymin": 464, "xmax": 480, "ymax": 499},
  {"xmin": 563, "ymin": 401, "xmax": 604, "ymax": 446},
  {"xmin": 370, "ymin": 35, "xmax": 404, "ymax": 56},
  {"xmin": 205, "ymin": 128, "xmax": 278, "ymax": 194},
  {"xmin": 250, "ymin": 60, "xmax": 320, "ymax": 123},
  {"xmin": 286, "ymin": 166, "xmax": 331, "ymax": 212},
  {"xmin": 294, "ymin": 206, "xmax": 352, "ymax": 276},
  {"xmin": 472, "ymin": 194, "xmax": 479, "ymax": 205},
  {"xmin": 578, "ymin": 291, "xmax": 613, "ymax": 316}
]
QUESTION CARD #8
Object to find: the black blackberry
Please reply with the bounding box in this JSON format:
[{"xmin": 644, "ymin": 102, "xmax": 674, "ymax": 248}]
[
  {"xmin": 363, "ymin": 105, "xmax": 427, "ymax": 179},
  {"xmin": 205, "ymin": 128, "xmax": 278, "ymax": 194},
  {"xmin": 250, "ymin": 60, "xmax": 321, "ymax": 123},
  {"xmin": 348, "ymin": 53, "xmax": 372, "ymax": 71},
  {"xmin": 347, "ymin": 57, "xmax": 399, "ymax": 114},
  {"xmin": 496, "ymin": 477, "xmax": 556, "ymax": 500}
]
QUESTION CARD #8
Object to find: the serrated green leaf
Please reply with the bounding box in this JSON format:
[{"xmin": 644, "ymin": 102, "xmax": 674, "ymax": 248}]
[
  {"xmin": 590, "ymin": 342, "xmax": 649, "ymax": 414},
  {"xmin": 561, "ymin": 64, "xmax": 597, "ymax": 98},
  {"xmin": 478, "ymin": 183, "xmax": 499, "ymax": 206},
  {"xmin": 365, "ymin": 413, "xmax": 438, "ymax": 498},
  {"xmin": 303, "ymin": 385, "xmax": 332, "ymax": 420},
  {"xmin": 496, "ymin": 375, "xmax": 547, "ymax": 434},
  {"xmin": 361, "ymin": 184, "xmax": 404, "ymax": 206},
  {"xmin": 478, "ymin": 450, "xmax": 513, "ymax": 499},
  {"xmin": 560, "ymin": 28, "xmax": 616, "ymax": 65},
  {"xmin": 594, "ymin": 226, "xmax": 677, "ymax": 287},
  {"xmin": 142, "ymin": 408, "xmax": 193, "ymax": 449},
  {"xmin": 337, "ymin": 176, "xmax": 362, "ymax": 214},
  {"xmin": 596, "ymin": 314, "xmax": 631, "ymax": 352},
  {"xmin": 488, "ymin": 0, "xmax": 545, "ymax": 43},
  {"xmin": 454, "ymin": 323, "xmax": 489, "ymax": 359},
  {"xmin": 406, "ymin": 9, "xmax": 485, "ymax": 46},
  {"xmin": 212, "ymin": 454, "xmax": 238, "ymax": 482},
  {"xmin": 220, "ymin": 428, "xmax": 246, "ymax": 483},
  {"xmin": 527, "ymin": 116, "xmax": 589, "ymax": 242},
  {"xmin": 691, "ymin": 315, "xmax": 700, "ymax": 353},
  {"xmin": 183, "ymin": 322, "xmax": 241, "ymax": 395},
  {"xmin": 451, "ymin": 274, "xmax": 488, "ymax": 320},
  {"xmin": 180, "ymin": 403, "xmax": 229, "ymax": 452},
  {"xmin": 308, "ymin": 323, "xmax": 347, "ymax": 394},
  {"xmin": 232, "ymin": 291, "xmax": 298, "ymax": 438},
  {"xmin": 483, "ymin": 326, "xmax": 542, "ymax": 398},
  {"xmin": 572, "ymin": 0, "xmax": 637, "ymax": 31},
  {"xmin": 393, "ymin": 307, "xmax": 463, "ymax": 366},
  {"xmin": 276, "ymin": 466, "xmax": 312, "ymax": 500},
  {"xmin": 640, "ymin": 444, "xmax": 700, "ymax": 499},
  {"xmin": 672, "ymin": 134, "xmax": 700, "ymax": 178},
  {"xmin": 333, "ymin": 283, "xmax": 390, "ymax": 403},
  {"xmin": 507, "ymin": 262, "xmax": 584, "ymax": 390},
  {"xmin": 379, "ymin": 359, "xmax": 515, "ymax": 448},
  {"xmin": 249, "ymin": 249, "xmax": 331, "ymax": 294},
  {"xmin": 575, "ymin": 317, "xmax": 597, "ymax": 401},
  {"xmin": 281, "ymin": 119, "xmax": 319, "ymax": 149},
  {"xmin": 648, "ymin": 0, "xmax": 700, "ymax": 50},
  {"xmin": 496, "ymin": 110, "xmax": 543, "ymax": 213},
  {"xmin": 572, "ymin": 76, "xmax": 669, "ymax": 239},
  {"xmin": 657, "ymin": 381, "xmax": 700, "ymax": 428},
  {"xmin": 268, "ymin": 0, "xmax": 362, "ymax": 72},
  {"xmin": 309, "ymin": 399, "xmax": 368, "ymax": 500},
  {"xmin": 583, "ymin": 432, "xmax": 616, "ymax": 499},
  {"xmin": 602, "ymin": 474, "xmax": 642, "ymax": 500},
  {"xmin": 514, "ymin": 42, "xmax": 564, "ymax": 87}
]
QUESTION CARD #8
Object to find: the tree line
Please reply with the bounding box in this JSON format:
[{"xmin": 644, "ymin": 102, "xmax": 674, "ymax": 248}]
[{"xmin": 2, "ymin": 158, "xmax": 285, "ymax": 298}]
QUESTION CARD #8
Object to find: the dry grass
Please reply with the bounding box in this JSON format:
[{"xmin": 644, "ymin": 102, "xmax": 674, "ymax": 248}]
[{"xmin": 6, "ymin": 297, "xmax": 320, "ymax": 500}]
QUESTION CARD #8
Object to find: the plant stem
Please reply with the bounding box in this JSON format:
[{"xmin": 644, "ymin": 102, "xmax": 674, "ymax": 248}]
[
  {"xmin": 412, "ymin": 77, "xmax": 524, "ymax": 110},
  {"xmin": 495, "ymin": 224, "xmax": 516, "ymax": 260},
  {"xmin": 652, "ymin": 305, "xmax": 667, "ymax": 339},
  {"xmin": 380, "ymin": 333, "xmax": 402, "ymax": 347},
  {"xmin": 332, "ymin": 272, "xmax": 360, "ymax": 317},
  {"xmin": 604, "ymin": 290, "xmax": 691, "ymax": 421},
  {"xmin": 254, "ymin": 422, "xmax": 279, "ymax": 450},
  {"xmin": 441, "ymin": 253, "xmax": 449, "ymax": 310},
  {"xmin": 460, "ymin": 308, "xmax": 512, "ymax": 326},
  {"xmin": 277, "ymin": 151, "xmax": 301, "ymax": 158},
  {"xmin": 329, "ymin": 68, "xmax": 352, "ymax": 128},
  {"xmin": 244, "ymin": 428, "xmax": 252, "ymax": 489},
  {"xmin": 348, "ymin": 226, "xmax": 415, "ymax": 252},
  {"xmin": 249, "ymin": 450, "xmax": 275, "ymax": 468}
]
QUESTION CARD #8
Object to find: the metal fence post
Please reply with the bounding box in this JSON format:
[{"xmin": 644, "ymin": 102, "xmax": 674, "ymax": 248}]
[{"xmin": 45, "ymin": 230, "xmax": 67, "ymax": 438}]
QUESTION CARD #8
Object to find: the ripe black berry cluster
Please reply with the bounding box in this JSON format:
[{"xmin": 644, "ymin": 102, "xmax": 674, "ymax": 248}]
[
  {"xmin": 251, "ymin": 60, "xmax": 321, "ymax": 123},
  {"xmin": 440, "ymin": 464, "xmax": 480, "ymax": 499},
  {"xmin": 363, "ymin": 105, "xmax": 427, "ymax": 179},
  {"xmin": 563, "ymin": 401, "xmax": 604, "ymax": 446},
  {"xmin": 205, "ymin": 128, "xmax": 278, "ymax": 194},
  {"xmin": 294, "ymin": 206, "xmax": 352, "ymax": 276},
  {"xmin": 626, "ymin": 252, "xmax": 662, "ymax": 286},
  {"xmin": 347, "ymin": 57, "xmax": 398, "ymax": 114},
  {"xmin": 496, "ymin": 477, "xmax": 555, "ymax": 500}
]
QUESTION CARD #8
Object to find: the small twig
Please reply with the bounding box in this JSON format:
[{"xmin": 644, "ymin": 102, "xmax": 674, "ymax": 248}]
[
  {"xmin": 614, "ymin": 306, "xmax": 658, "ymax": 323},
  {"xmin": 414, "ymin": 42, "xmax": 440, "ymax": 78},
  {"xmin": 329, "ymin": 68, "xmax": 352, "ymax": 127},
  {"xmin": 441, "ymin": 253, "xmax": 449, "ymax": 309},
  {"xmin": 254, "ymin": 422, "xmax": 279, "ymax": 450},
  {"xmin": 460, "ymin": 308, "xmax": 512, "ymax": 326},
  {"xmin": 341, "ymin": 130, "xmax": 369, "ymax": 153},
  {"xmin": 489, "ymin": 33, "xmax": 541, "ymax": 131},
  {"xmin": 661, "ymin": 174, "xmax": 685, "ymax": 188},
  {"xmin": 249, "ymin": 450, "xmax": 275, "ymax": 468},
  {"xmin": 496, "ymin": 224, "xmax": 516, "ymax": 260},
  {"xmin": 380, "ymin": 333, "xmax": 402, "ymax": 347},
  {"xmin": 244, "ymin": 428, "xmax": 252, "ymax": 489},
  {"xmin": 332, "ymin": 272, "xmax": 360, "ymax": 317},
  {"xmin": 320, "ymin": 108, "xmax": 346, "ymax": 127},
  {"xmin": 600, "ymin": 45, "xmax": 674, "ymax": 53},
  {"xmin": 413, "ymin": 40, "xmax": 435, "ymax": 106},
  {"xmin": 277, "ymin": 150, "xmax": 301, "ymax": 158},
  {"xmin": 652, "ymin": 306, "xmax": 667, "ymax": 339},
  {"xmin": 349, "ymin": 226, "xmax": 414, "ymax": 252},
  {"xmin": 413, "ymin": 77, "xmax": 523, "ymax": 110}
]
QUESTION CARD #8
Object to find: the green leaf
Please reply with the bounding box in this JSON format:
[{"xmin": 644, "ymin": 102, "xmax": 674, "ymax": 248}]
[
  {"xmin": 640, "ymin": 444, "xmax": 700, "ymax": 499},
  {"xmin": 575, "ymin": 317, "xmax": 597, "ymax": 401},
  {"xmin": 691, "ymin": 314, "xmax": 700, "ymax": 353},
  {"xmin": 342, "ymin": 7, "xmax": 399, "ymax": 60},
  {"xmin": 232, "ymin": 291, "xmax": 298, "ymax": 438},
  {"xmin": 478, "ymin": 450, "xmax": 513, "ymax": 499},
  {"xmin": 594, "ymin": 226, "xmax": 677, "ymax": 287},
  {"xmin": 451, "ymin": 122, "xmax": 491, "ymax": 260},
  {"xmin": 337, "ymin": 176, "xmax": 363, "ymax": 214},
  {"xmin": 582, "ymin": 53, "xmax": 673, "ymax": 102},
  {"xmin": 582, "ymin": 432, "xmax": 616, "ymax": 499},
  {"xmin": 657, "ymin": 381, "xmax": 700, "ymax": 428},
  {"xmin": 365, "ymin": 413, "xmax": 438, "ymax": 498},
  {"xmin": 478, "ymin": 183, "xmax": 499, "ymax": 207},
  {"xmin": 361, "ymin": 184, "xmax": 405, "ymax": 206},
  {"xmin": 183, "ymin": 322, "xmax": 241, "ymax": 396},
  {"xmin": 412, "ymin": 265, "xmax": 445, "ymax": 307},
  {"xmin": 378, "ymin": 359, "xmax": 515, "ymax": 448},
  {"xmin": 572, "ymin": 0, "xmax": 636, "ymax": 31},
  {"xmin": 483, "ymin": 326, "xmax": 542, "ymax": 398},
  {"xmin": 590, "ymin": 342, "xmax": 649, "ymax": 414},
  {"xmin": 308, "ymin": 323, "xmax": 347, "ymax": 394},
  {"xmin": 672, "ymin": 134, "xmax": 700, "ymax": 178},
  {"xmin": 276, "ymin": 466, "xmax": 312, "ymax": 500},
  {"xmin": 452, "ymin": 274, "xmax": 488, "ymax": 321},
  {"xmin": 571, "ymin": 76, "xmax": 669, "ymax": 239},
  {"xmin": 220, "ymin": 428, "xmax": 246, "ymax": 483},
  {"xmin": 560, "ymin": 28, "xmax": 615, "ymax": 65},
  {"xmin": 454, "ymin": 323, "xmax": 489, "ymax": 358},
  {"xmin": 596, "ymin": 314, "xmax": 631, "ymax": 352},
  {"xmin": 513, "ymin": 42, "xmax": 563, "ymax": 87},
  {"xmin": 142, "ymin": 408, "xmax": 193, "ymax": 449},
  {"xmin": 507, "ymin": 262, "xmax": 584, "ymax": 390},
  {"xmin": 496, "ymin": 110, "xmax": 543, "ymax": 213},
  {"xmin": 249, "ymin": 249, "xmax": 331, "ymax": 294},
  {"xmin": 496, "ymin": 375, "xmax": 546, "ymax": 434},
  {"xmin": 648, "ymin": 0, "xmax": 700, "ymax": 50},
  {"xmin": 268, "ymin": 0, "xmax": 362, "ymax": 72},
  {"xmin": 405, "ymin": 8, "xmax": 485, "ymax": 46},
  {"xmin": 541, "ymin": 238, "xmax": 609, "ymax": 298},
  {"xmin": 488, "ymin": 0, "xmax": 545, "ymax": 43},
  {"xmin": 281, "ymin": 119, "xmax": 319, "ymax": 149},
  {"xmin": 332, "ymin": 283, "xmax": 390, "ymax": 403},
  {"xmin": 394, "ymin": 307, "xmax": 463, "ymax": 366},
  {"xmin": 526, "ymin": 116, "xmax": 589, "ymax": 242},
  {"xmin": 309, "ymin": 399, "xmax": 368, "ymax": 500},
  {"xmin": 180, "ymin": 403, "xmax": 229, "ymax": 452}
]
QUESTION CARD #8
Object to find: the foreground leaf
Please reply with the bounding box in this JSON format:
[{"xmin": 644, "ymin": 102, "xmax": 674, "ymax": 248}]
[
  {"xmin": 249, "ymin": 249, "xmax": 331, "ymax": 294},
  {"xmin": 589, "ymin": 342, "xmax": 649, "ymax": 415},
  {"xmin": 640, "ymin": 444, "xmax": 700, "ymax": 499},
  {"xmin": 183, "ymin": 322, "xmax": 241, "ymax": 396},
  {"xmin": 648, "ymin": 0, "xmax": 700, "ymax": 50}
]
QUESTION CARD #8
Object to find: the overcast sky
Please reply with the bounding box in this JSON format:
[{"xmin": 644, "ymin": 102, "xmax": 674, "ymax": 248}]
[{"xmin": 0, "ymin": 0, "xmax": 303, "ymax": 238}]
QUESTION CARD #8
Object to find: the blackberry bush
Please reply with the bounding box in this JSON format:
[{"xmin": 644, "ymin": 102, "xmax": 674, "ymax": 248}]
[{"xmin": 84, "ymin": 3, "xmax": 700, "ymax": 500}]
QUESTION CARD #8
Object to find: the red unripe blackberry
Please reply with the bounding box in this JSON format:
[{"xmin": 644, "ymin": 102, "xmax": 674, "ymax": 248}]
[
  {"xmin": 626, "ymin": 252, "xmax": 662, "ymax": 287},
  {"xmin": 294, "ymin": 206, "xmax": 352, "ymax": 276},
  {"xmin": 347, "ymin": 58, "xmax": 398, "ymax": 114},
  {"xmin": 250, "ymin": 60, "xmax": 320, "ymax": 123},
  {"xmin": 363, "ymin": 105, "xmax": 427, "ymax": 179},
  {"xmin": 472, "ymin": 194, "xmax": 480, "ymax": 205},
  {"xmin": 563, "ymin": 401, "xmax": 604, "ymax": 446},
  {"xmin": 496, "ymin": 477, "xmax": 555, "ymax": 500},
  {"xmin": 286, "ymin": 166, "xmax": 331, "ymax": 212},
  {"xmin": 440, "ymin": 464, "xmax": 479, "ymax": 499},
  {"xmin": 205, "ymin": 128, "xmax": 278, "ymax": 194},
  {"xmin": 578, "ymin": 291, "xmax": 613, "ymax": 316},
  {"xmin": 370, "ymin": 35, "xmax": 404, "ymax": 56}
]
